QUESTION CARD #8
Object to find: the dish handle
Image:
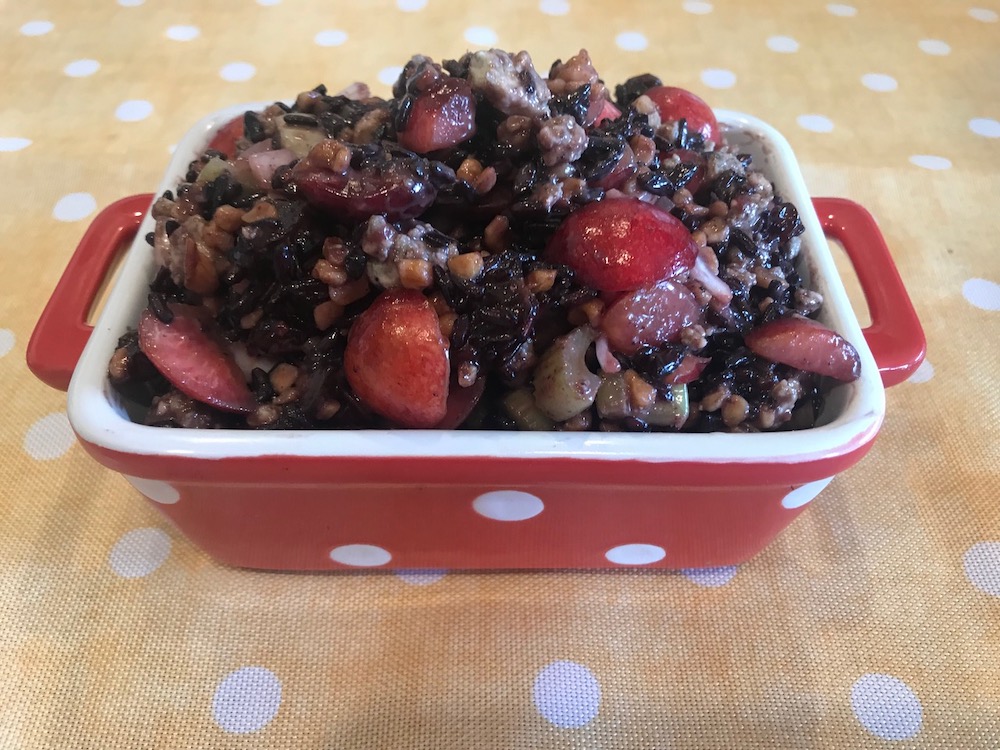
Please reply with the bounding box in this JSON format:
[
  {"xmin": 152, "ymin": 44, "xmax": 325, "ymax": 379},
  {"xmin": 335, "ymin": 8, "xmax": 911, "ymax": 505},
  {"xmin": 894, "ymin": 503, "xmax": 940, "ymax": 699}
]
[
  {"xmin": 27, "ymin": 193, "xmax": 154, "ymax": 391},
  {"xmin": 812, "ymin": 197, "xmax": 926, "ymax": 387}
]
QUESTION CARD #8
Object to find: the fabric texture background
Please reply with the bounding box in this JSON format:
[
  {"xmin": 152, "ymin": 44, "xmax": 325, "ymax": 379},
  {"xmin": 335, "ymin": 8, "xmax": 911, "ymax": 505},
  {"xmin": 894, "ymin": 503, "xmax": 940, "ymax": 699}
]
[{"xmin": 1, "ymin": 0, "xmax": 999, "ymax": 747}]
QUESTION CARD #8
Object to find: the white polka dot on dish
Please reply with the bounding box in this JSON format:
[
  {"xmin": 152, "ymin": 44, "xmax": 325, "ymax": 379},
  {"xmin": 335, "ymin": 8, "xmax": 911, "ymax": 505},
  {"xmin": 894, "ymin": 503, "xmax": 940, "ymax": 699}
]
[
  {"xmin": 472, "ymin": 490, "xmax": 544, "ymax": 521},
  {"xmin": 918, "ymin": 39, "xmax": 951, "ymax": 56},
  {"xmin": 109, "ymin": 528, "xmax": 172, "ymax": 578},
  {"xmin": 969, "ymin": 118, "xmax": 1000, "ymax": 138},
  {"xmin": 826, "ymin": 3, "xmax": 857, "ymax": 16},
  {"xmin": 124, "ymin": 475, "xmax": 181, "ymax": 504},
  {"xmin": 52, "ymin": 192, "xmax": 97, "ymax": 222},
  {"xmin": 314, "ymin": 29, "xmax": 348, "ymax": 47},
  {"xmin": 115, "ymin": 100, "xmax": 153, "ymax": 122},
  {"xmin": 861, "ymin": 73, "xmax": 897, "ymax": 92},
  {"xmin": 220, "ymin": 62, "xmax": 256, "ymax": 82},
  {"xmin": 909, "ymin": 155, "xmax": 952, "ymax": 170},
  {"xmin": 0, "ymin": 329, "xmax": 15, "ymax": 358},
  {"xmin": 766, "ymin": 35, "xmax": 799, "ymax": 53},
  {"xmin": 63, "ymin": 59, "xmax": 100, "ymax": 78},
  {"xmin": 165, "ymin": 25, "xmax": 199, "ymax": 42},
  {"xmin": 213, "ymin": 667, "xmax": 282, "ymax": 734},
  {"xmin": 378, "ymin": 66, "xmax": 403, "ymax": 86},
  {"xmin": 397, "ymin": 0, "xmax": 428, "ymax": 10},
  {"xmin": 907, "ymin": 358, "xmax": 934, "ymax": 384},
  {"xmin": 682, "ymin": 566, "xmax": 738, "ymax": 587},
  {"xmin": 605, "ymin": 543, "xmax": 665, "ymax": 565},
  {"xmin": 797, "ymin": 114, "xmax": 834, "ymax": 133},
  {"xmin": 532, "ymin": 661, "xmax": 601, "ymax": 728},
  {"xmin": 539, "ymin": 0, "xmax": 570, "ymax": 15},
  {"xmin": 964, "ymin": 542, "xmax": 1000, "ymax": 596},
  {"xmin": 850, "ymin": 673, "xmax": 923, "ymax": 740},
  {"xmin": 329, "ymin": 544, "xmax": 392, "ymax": 567},
  {"xmin": 396, "ymin": 569, "xmax": 446, "ymax": 585},
  {"xmin": 969, "ymin": 7, "xmax": 999, "ymax": 22},
  {"xmin": 20, "ymin": 20, "xmax": 54, "ymax": 36},
  {"xmin": 962, "ymin": 278, "xmax": 1000, "ymax": 311},
  {"xmin": 0, "ymin": 138, "xmax": 31, "ymax": 152},
  {"xmin": 700, "ymin": 68, "xmax": 736, "ymax": 89},
  {"xmin": 615, "ymin": 31, "xmax": 648, "ymax": 51},
  {"xmin": 682, "ymin": 1, "xmax": 713, "ymax": 14},
  {"xmin": 464, "ymin": 26, "xmax": 498, "ymax": 46},
  {"xmin": 781, "ymin": 477, "xmax": 834, "ymax": 509}
]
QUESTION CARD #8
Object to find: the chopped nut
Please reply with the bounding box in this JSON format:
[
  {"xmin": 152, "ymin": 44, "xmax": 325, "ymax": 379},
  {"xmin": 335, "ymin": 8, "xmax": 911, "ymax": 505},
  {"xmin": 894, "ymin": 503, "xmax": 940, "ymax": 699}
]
[
  {"xmin": 240, "ymin": 308, "xmax": 264, "ymax": 330},
  {"xmin": 269, "ymin": 363, "xmax": 299, "ymax": 393},
  {"xmin": 315, "ymin": 399, "xmax": 342, "ymax": 420},
  {"xmin": 473, "ymin": 166, "xmax": 497, "ymax": 194},
  {"xmin": 721, "ymin": 394, "xmax": 750, "ymax": 427},
  {"xmin": 483, "ymin": 215, "xmax": 509, "ymax": 252},
  {"xmin": 247, "ymin": 404, "xmax": 280, "ymax": 428},
  {"xmin": 437, "ymin": 311, "xmax": 458, "ymax": 339},
  {"xmin": 456, "ymin": 157, "xmax": 484, "ymax": 183},
  {"xmin": 578, "ymin": 298, "xmax": 605, "ymax": 328},
  {"xmin": 241, "ymin": 201, "xmax": 278, "ymax": 224},
  {"xmin": 700, "ymin": 385, "xmax": 729, "ymax": 413},
  {"xmin": 108, "ymin": 347, "xmax": 129, "ymax": 383},
  {"xmin": 273, "ymin": 387, "xmax": 300, "ymax": 406},
  {"xmin": 397, "ymin": 258, "xmax": 434, "ymax": 289},
  {"xmin": 313, "ymin": 300, "xmax": 344, "ymax": 330},
  {"xmin": 322, "ymin": 237, "xmax": 349, "ymax": 265},
  {"xmin": 447, "ymin": 252, "xmax": 484, "ymax": 281},
  {"xmin": 561, "ymin": 411, "xmax": 593, "ymax": 431},
  {"xmin": 457, "ymin": 361, "xmax": 479, "ymax": 388},
  {"xmin": 526, "ymin": 268, "xmax": 558, "ymax": 294},
  {"xmin": 328, "ymin": 277, "xmax": 369, "ymax": 305},
  {"xmin": 213, "ymin": 205, "xmax": 244, "ymax": 233},
  {"xmin": 313, "ymin": 258, "xmax": 348, "ymax": 287},
  {"xmin": 202, "ymin": 221, "xmax": 233, "ymax": 252},
  {"xmin": 623, "ymin": 369, "xmax": 657, "ymax": 411}
]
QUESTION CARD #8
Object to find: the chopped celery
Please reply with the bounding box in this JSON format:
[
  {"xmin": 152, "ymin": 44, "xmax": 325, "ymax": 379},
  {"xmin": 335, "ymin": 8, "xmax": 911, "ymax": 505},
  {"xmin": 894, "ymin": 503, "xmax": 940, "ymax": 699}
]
[{"xmin": 502, "ymin": 389, "xmax": 556, "ymax": 431}]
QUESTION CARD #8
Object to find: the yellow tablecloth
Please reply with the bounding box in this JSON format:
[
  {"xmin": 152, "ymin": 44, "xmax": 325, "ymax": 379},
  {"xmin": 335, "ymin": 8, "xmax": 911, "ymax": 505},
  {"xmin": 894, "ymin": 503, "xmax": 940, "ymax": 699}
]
[{"xmin": 3, "ymin": 1, "xmax": 999, "ymax": 747}]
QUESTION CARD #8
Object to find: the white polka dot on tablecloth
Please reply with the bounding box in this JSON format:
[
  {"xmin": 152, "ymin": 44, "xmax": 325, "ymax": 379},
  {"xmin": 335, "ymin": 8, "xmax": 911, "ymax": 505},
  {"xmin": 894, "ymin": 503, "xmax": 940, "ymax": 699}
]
[
  {"xmin": 329, "ymin": 544, "xmax": 392, "ymax": 567},
  {"xmin": 964, "ymin": 542, "xmax": 1000, "ymax": 596},
  {"xmin": 109, "ymin": 528, "xmax": 171, "ymax": 578},
  {"xmin": 165, "ymin": 25, "xmax": 200, "ymax": 42},
  {"xmin": 962, "ymin": 278, "xmax": 1000, "ymax": 310},
  {"xmin": 115, "ymin": 100, "xmax": 153, "ymax": 122},
  {"xmin": 918, "ymin": 39, "xmax": 951, "ymax": 56},
  {"xmin": 257, "ymin": 0, "xmax": 282, "ymax": 5},
  {"xmin": 52, "ymin": 192, "xmax": 97, "ymax": 222},
  {"xmin": 213, "ymin": 667, "xmax": 282, "ymax": 734},
  {"xmin": 314, "ymin": 29, "xmax": 348, "ymax": 47},
  {"xmin": 472, "ymin": 491, "xmax": 544, "ymax": 521},
  {"xmin": 615, "ymin": 31, "xmax": 648, "ymax": 51},
  {"xmin": 861, "ymin": 73, "xmax": 898, "ymax": 92},
  {"xmin": 766, "ymin": 35, "xmax": 799, "ymax": 53},
  {"xmin": 969, "ymin": 118, "xmax": 1000, "ymax": 138},
  {"xmin": 20, "ymin": 20, "xmax": 54, "ymax": 36},
  {"xmin": 682, "ymin": 566, "xmax": 738, "ymax": 587},
  {"xmin": 63, "ymin": 59, "xmax": 100, "ymax": 78},
  {"xmin": 23, "ymin": 413, "xmax": 75, "ymax": 460},
  {"xmin": 464, "ymin": 26, "xmax": 498, "ymax": 46},
  {"xmin": 0, "ymin": 329, "xmax": 13, "ymax": 358},
  {"xmin": 782, "ymin": 477, "xmax": 834, "ymax": 509},
  {"xmin": 826, "ymin": 3, "xmax": 857, "ymax": 16},
  {"xmin": 220, "ymin": 62, "xmax": 256, "ymax": 82},
  {"xmin": 701, "ymin": 68, "xmax": 736, "ymax": 89},
  {"xmin": 378, "ymin": 66, "xmax": 403, "ymax": 86},
  {"xmin": 539, "ymin": 0, "xmax": 570, "ymax": 15},
  {"xmin": 907, "ymin": 359, "xmax": 934, "ymax": 383},
  {"xmin": 396, "ymin": 569, "xmax": 447, "ymax": 585},
  {"xmin": 850, "ymin": 673, "xmax": 923, "ymax": 740},
  {"xmin": 605, "ymin": 543, "xmax": 665, "ymax": 565},
  {"xmin": 797, "ymin": 114, "xmax": 834, "ymax": 133},
  {"xmin": 532, "ymin": 661, "xmax": 601, "ymax": 728},
  {"xmin": 118, "ymin": 0, "xmax": 144, "ymax": 6},
  {"xmin": 124, "ymin": 475, "xmax": 180, "ymax": 504},
  {"xmin": 397, "ymin": 0, "xmax": 428, "ymax": 10},
  {"xmin": 969, "ymin": 7, "xmax": 999, "ymax": 22},
  {"xmin": 0, "ymin": 138, "xmax": 31, "ymax": 152},
  {"xmin": 909, "ymin": 155, "xmax": 952, "ymax": 170},
  {"xmin": 683, "ymin": 1, "xmax": 713, "ymax": 14}
]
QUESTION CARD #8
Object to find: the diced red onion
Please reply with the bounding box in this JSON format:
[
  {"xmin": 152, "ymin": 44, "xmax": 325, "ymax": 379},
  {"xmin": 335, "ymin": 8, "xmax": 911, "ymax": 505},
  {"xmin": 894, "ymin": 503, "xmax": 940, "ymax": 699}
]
[
  {"xmin": 690, "ymin": 253, "xmax": 733, "ymax": 305},
  {"xmin": 247, "ymin": 148, "xmax": 296, "ymax": 188}
]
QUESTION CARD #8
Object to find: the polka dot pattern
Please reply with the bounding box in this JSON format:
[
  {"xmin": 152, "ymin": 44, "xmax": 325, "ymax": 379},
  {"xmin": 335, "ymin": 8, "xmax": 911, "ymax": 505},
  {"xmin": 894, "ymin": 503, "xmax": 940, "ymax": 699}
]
[
  {"xmin": 826, "ymin": 3, "xmax": 857, "ymax": 17},
  {"xmin": 963, "ymin": 542, "xmax": 1000, "ymax": 596},
  {"xmin": 212, "ymin": 667, "xmax": 282, "ymax": 733},
  {"xmin": 766, "ymin": 35, "xmax": 799, "ymax": 53},
  {"xmin": 797, "ymin": 114, "xmax": 834, "ymax": 132},
  {"xmin": 850, "ymin": 674, "xmax": 923, "ymax": 740},
  {"xmin": 615, "ymin": 31, "xmax": 648, "ymax": 51},
  {"xmin": 398, "ymin": 0, "xmax": 428, "ymax": 9},
  {"xmin": 0, "ymin": 138, "xmax": 32, "ymax": 152},
  {"xmin": 378, "ymin": 66, "xmax": 403, "ymax": 86},
  {"xmin": 63, "ymin": 59, "xmax": 100, "ymax": 77},
  {"xmin": 539, "ymin": 0, "xmax": 570, "ymax": 15},
  {"xmin": 700, "ymin": 68, "xmax": 736, "ymax": 88},
  {"xmin": 682, "ymin": 566, "xmax": 738, "ymax": 587},
  {"xmin": 115, "ymin": 100, "xmax": 153, "ymax": 122},
  {"xmin": 165, "ymin": 25, "xmax": 199, "ymax": 42},
  {"xmin": 329, "ymin": 544, "xmax": 392, "ymax": 567},
  {"xmin": 962, "ymin": 278, "xmax": 1000, "ymax": 311},
  {"xmin": 396, "ymin": 569, "xmax": 447, "ymax": 585},
  {"xmin": 532, "ymin": 661, "xmax": 601, "ymax": 728},
  {"xmin": 909, "ymin": 154, "xmax": 952, "ymax": 170},
  {"xmin": 969, "ymin": 118, "xmax": 1000, "ymax": 138},
  {"xmin": 907, "ymin": 358, "xmax": 935, "ymax": 383},
  {"xmin": 124, "ymin": 476, "xmax": 181, "ymax": 505},
  {"xmin": 605, "ymin": 544, "xmax": 666, "ymax": 566},
  {"xmin": 682, "ymin": 1, "xmax": 713, "ymax": 14},
  {"xmin": 52, "ymin": 192, "xmax": 97, "ymax": 221},
  {"xmin": 861, "ymin": 73, "xmax": 898, "ymax": 92},
  {"xmin": 0, "ymin": 329, "xmax": 14, "ymax": 358},
  {"xmin": 109, "ymin": 528, "xmax": 172, "ymax": 578},
  {"xmin": 464, "ymin": 26, "xmax": 499, "ymax": 46},
  {"xmin": 918, "ymin": 39, "xmax": 951, "ymax": 55},
  {"xmin": 20, "ymin": 20, "xmax": 54, "ymax": 36},
  {"xmin": 219, "ymin": 62, "xmax": 256, "ymax": 82},
  {"xmin": 782, "ymin": 478, "xmax": 834, "ymax": 509},
  {"xmin": 968, "ymin": 7, "xmax": 999, "ymax": 22},
  {"xmin": 314, "ymin": 30, "xmax": 348, "ymax": 47},
  {"xmin": 472, "ymin": 491, "xmax": 544, "ymax": 521}
]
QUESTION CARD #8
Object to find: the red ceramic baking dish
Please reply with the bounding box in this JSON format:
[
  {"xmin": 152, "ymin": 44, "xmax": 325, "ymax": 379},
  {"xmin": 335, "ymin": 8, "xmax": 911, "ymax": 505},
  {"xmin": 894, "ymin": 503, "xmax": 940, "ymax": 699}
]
[{"xmin": 28, "ymin": 104, "xmax": 925, "ymax": 571}]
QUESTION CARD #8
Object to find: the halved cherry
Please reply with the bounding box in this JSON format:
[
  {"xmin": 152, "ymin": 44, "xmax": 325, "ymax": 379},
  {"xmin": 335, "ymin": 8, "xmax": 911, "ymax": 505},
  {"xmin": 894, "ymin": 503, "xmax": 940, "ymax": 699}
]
[
  {"xmin": 397, "ymin": 78, "xmax": 477, "ymax": 154},
  {"xmin": 591, "ymin": 99, "xmax": 622, "ymax": 126},
  {"xmin": 599, "ymin": 279, "xmax": 702, "ymax": 354},
  {"xmin": 138, "ymin": 304, "xmax": 256, "ymax": 413},
  {"xmin": 662, "ymin": 354, "xmax": 711, "ymax": 385},
  {"xmin": 545, "ymin": 197, "xmax": 698, "ymax": 292},
  {"xmin": 435, "ymin": 372, "xmax": 486, "ymax": 429},
  {"xmin": 344, "ymin": 289, "xmax": 449, "ymax": 427},
  {"xmin": 644, "ymin": 86, "xmax": 719, "ymax": 147},
  {"xmin": 745, "ymin": 315, "xmax": 861, "ymax": 382}
]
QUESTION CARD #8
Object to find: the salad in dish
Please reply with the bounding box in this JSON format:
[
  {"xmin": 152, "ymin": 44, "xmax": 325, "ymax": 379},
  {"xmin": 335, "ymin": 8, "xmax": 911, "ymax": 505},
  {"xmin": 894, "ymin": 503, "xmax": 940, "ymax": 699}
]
[{"xmin": 109, "ymin": 48, "xmax": 860, "ymax": 433}]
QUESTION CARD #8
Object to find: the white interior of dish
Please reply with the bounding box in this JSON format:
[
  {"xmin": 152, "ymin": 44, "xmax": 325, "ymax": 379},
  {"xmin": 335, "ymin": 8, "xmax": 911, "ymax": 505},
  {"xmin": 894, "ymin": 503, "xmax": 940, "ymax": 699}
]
[{"xmin": 67, "ymin": 104, "xmax": 885, "ymax": 463}]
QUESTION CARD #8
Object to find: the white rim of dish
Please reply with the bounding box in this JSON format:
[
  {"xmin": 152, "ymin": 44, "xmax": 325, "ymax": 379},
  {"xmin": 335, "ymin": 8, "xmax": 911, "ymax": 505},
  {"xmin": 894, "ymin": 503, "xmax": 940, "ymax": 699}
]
[{"xmin": 67, "ymin": 104, "xmax": 885, "ymax": 463}]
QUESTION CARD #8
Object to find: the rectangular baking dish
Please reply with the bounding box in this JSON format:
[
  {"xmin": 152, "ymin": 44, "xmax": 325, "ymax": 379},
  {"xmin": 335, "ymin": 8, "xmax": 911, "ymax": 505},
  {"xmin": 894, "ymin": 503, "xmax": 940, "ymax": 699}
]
[{"xmin": 28, "ymin": 105, "xmax": 925, "ymax": 571}]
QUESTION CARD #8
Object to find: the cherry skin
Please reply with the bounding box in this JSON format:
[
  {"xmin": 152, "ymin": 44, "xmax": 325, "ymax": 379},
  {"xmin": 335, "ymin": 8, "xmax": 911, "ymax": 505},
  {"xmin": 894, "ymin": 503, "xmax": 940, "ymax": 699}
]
[{"xmin": 644, "ymin": 86, "xmax": 719, "ymax": 147}]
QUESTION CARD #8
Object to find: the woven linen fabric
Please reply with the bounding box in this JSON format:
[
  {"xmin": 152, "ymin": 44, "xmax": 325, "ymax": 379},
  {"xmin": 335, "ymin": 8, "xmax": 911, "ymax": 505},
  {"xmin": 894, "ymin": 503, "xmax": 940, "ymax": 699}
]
[{"xmin": 2, "ymin": 0, "xmax": 999, "ymax": 747}]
